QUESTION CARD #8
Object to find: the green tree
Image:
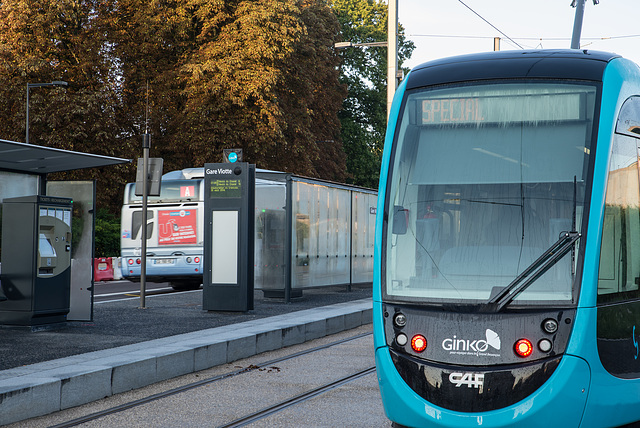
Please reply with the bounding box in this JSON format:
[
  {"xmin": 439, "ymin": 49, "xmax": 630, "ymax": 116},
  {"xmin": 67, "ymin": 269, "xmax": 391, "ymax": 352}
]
[
  {"xmin": 0, "ymin": 0, "xmax": 348, "ymax": 214},
  {"xmin": 115, "ymin": 0, "xmax": 347, "ymax": 179},
  {"xmin": 178, "ymin": 0, "xmax": 304, "ymax": 170},
  {"xmin": 0, "ymin": 0, "xmax": 137, "ymax": 210},
  {"xmin": 330, "ymin": 0, "xmax": 414, "ymax": 188},
  {"xmin": 276, "ymin": 0, "xmax": 347, "ymax": 181},
  {"xmin": 104, "ymin": 0, "xmax": 197, "ymax": 173},
  {"xmin": 95, "ymin": 208, "xmax": 121, "ymax": 257}
]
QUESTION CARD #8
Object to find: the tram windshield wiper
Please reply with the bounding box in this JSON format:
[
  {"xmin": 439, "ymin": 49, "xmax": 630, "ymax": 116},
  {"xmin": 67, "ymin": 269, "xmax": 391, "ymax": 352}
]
[{"xmin": 483, "ymin": 230, "xmax": 580, "ymax": 312}]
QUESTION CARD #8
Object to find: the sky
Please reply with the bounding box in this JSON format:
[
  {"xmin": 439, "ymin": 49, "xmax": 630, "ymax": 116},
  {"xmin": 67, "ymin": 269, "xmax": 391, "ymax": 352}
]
[{"xmin": 397, "ymin": 0, "xmax": 640, "ymax": 70}]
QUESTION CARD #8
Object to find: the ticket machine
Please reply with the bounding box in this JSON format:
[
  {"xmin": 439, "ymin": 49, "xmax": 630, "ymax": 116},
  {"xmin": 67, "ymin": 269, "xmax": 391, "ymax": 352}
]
[{"xmin": 0, "ymin": 195, "xmax": 73, "ymax": 326}]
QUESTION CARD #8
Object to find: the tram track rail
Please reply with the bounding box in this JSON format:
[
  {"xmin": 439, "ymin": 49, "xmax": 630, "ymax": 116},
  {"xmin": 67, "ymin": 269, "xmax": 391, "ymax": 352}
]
[
  {"xmin": 218, "ymin": 366, "xmax": 376, "ymax": 428},
  {"xmin": 48, "ymin": 331, "xmax": 373, "ymax": 428}
]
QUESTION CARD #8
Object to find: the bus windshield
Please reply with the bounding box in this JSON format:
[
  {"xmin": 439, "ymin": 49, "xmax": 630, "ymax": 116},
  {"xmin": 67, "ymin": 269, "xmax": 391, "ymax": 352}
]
[
  {"xmin": 385, "ymin": 82, "xmax": 597, "ymax": 307},
  {"xmin": 126, "ymin": 180, "xmax": 201, "ymax": 203}
]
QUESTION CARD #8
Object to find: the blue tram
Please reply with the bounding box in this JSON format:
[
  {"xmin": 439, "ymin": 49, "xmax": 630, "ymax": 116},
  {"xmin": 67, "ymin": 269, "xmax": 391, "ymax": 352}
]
[{"xmin": 374, "ymin": 50, "xmax": 640, "ymax": 427}]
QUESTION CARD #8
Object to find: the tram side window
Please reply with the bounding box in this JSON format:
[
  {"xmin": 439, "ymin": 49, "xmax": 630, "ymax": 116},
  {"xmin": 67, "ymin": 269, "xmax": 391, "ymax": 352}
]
[{"xmin": 597, "ymin": 97, "xmax": 640, "ymax": 304}]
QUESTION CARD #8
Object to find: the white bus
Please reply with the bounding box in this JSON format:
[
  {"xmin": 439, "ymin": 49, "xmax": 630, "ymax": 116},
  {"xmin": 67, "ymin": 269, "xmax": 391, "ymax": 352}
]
[{"xmin": 120, "ymin": 168, "xmax": 204, "ymax": 290}]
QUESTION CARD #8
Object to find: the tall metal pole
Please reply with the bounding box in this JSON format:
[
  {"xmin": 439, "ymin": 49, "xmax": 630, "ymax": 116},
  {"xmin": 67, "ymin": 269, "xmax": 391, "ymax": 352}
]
[
  {"xmin": 139, "ymin": 133, "xmax": 150, "ymax": 309},
  {"xmin": 387, "ymin": 0, "xmax": 398, "ymax": 118},
  {"xmin": 570, "ymin": 0, "xmax": 586, "ymax": 49},
  {"xmin": 25, "ymin": 85, "xmax": 30, "ymax": 144},
  {"xmin": 284, "ymin": 174, "xmax": 292, "ymax": 303}
]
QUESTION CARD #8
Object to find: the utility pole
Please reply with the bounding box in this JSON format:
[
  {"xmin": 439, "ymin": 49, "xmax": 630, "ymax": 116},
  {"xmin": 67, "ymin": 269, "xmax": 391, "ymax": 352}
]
[
  {"xmin": 571, "ymin": 0, "xmax": 598, "ymax": 49},
  {"xmin": 387, "ymin": 0, "xmax": 398, "ymax": 118},
  {"xmin": 494, "ymin": 37, "xmax": 501, "ymax": 51},
  {"xmin": 139, "ymin": 133, "xmax": 150, "ymax": 309},
  {"xmin": 140, "ymin": 82, "xmax": 150, "ymax": 309},
  {"xmin": 570, "ymin": 0, "xmax": 586, "ymax": 49}
]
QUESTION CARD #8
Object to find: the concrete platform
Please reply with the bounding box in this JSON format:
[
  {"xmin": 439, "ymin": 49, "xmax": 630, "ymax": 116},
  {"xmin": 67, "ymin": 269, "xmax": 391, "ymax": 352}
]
[{"xmin": 0, "ymin": 295, "xmax": 372, "ymax": 425}]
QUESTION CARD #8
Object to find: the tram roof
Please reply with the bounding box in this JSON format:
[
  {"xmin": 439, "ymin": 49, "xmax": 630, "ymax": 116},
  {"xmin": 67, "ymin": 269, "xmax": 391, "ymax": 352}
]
[
  {"xmin": 0, "ymin": 139, "xmax": 130, "ymax": 175},
  {"xmin": 406, "ymin": 49, "xmax": 620, "ymax": 90}
]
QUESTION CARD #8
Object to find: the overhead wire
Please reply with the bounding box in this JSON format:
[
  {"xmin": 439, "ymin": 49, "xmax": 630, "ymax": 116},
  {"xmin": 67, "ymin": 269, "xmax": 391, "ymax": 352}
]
[
  {"xmin": 405, "ymin": 33, "xmax": 640, "ymax": 50},
  {"xmin": 456, "ymin": 0, "xmax": 524, "ymax": 49},
  {"xmin": 406, "ymin": 34, "xmax": 640, "ymax": 42},
  {"xmin": 410, "ymin": 1, "xmax": 640, "ymax": 49}
]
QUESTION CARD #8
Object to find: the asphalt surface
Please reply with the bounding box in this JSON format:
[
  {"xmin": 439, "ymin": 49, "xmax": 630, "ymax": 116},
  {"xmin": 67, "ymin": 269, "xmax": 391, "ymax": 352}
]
[{"xmin": 0, "ymin": 283, "xmax": 373, "ymax": 371}]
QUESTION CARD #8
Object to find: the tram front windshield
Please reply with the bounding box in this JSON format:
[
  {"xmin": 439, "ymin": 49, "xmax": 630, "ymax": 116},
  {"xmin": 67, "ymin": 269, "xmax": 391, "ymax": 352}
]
[{"xmin": 385, "ymin": 82, "xmax": 597, "ymax": 307}]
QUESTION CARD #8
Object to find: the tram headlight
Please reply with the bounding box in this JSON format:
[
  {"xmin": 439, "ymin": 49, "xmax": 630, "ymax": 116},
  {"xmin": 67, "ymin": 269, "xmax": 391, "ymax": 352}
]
[
  {"xmin": 514, "ymin": 338, "xmax": 533, "ymax": 358},
  {"xmin": 542, "ymin": 319, "xmax": 558, "ymax": 334},
  {"xmin": 538, "ymin": 339, "xmax": 553, "ymax": 353},
  {"xmin": 396, "ymin": 333, "xmax": 408, "ymax": 346},
  {"xmin": 411, "ymin": 334, "xmax": 427, "ymax": 353},
  {"xmin": 393, "ymin": 313, "xmax": 407, "ymax": 328},
  {"xmin": 186, "ymin": 257, "xmax": 192, "ymax": 263}
]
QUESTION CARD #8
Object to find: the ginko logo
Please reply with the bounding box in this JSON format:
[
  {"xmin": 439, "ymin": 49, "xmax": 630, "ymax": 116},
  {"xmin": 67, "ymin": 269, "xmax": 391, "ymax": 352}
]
[{"xmin": 442, "ymin": 329, "xmax": 501, "ymax": 353}]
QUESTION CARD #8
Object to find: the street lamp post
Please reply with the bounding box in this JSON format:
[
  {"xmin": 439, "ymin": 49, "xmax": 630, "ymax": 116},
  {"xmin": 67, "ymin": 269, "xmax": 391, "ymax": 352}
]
[
  {"xmin": 26, "ymin": 81, "xmax": 68, "ymax": 144},
  {"xmin": 334, "ymin": 41, "xmax": 387, "ymax": 49},
  {"xmin": 334, "ymin": 41, "xmax": 392, "ymax": 118},
  {"xmin": 334, "ymin": 0, "xmax": 398, "ymax": 119}
]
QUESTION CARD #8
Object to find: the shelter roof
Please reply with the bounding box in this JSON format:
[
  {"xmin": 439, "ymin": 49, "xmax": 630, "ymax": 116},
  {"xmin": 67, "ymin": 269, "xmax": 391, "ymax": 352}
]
[{"xmin": 0, "ymin": 139, "xmax": 130, "ymax": 174}]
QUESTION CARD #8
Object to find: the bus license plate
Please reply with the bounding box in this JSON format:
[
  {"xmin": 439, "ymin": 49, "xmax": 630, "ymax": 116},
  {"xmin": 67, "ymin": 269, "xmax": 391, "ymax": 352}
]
[{"xmin": 154, "ymin": 259, "xmax": 176, "ymax": 265}]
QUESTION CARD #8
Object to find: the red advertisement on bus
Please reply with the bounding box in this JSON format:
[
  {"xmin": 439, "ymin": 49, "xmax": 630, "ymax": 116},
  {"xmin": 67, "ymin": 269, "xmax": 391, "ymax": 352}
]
[{"xmin": 158, "ymin": 209, "xmax": 197, "ymax": 245}]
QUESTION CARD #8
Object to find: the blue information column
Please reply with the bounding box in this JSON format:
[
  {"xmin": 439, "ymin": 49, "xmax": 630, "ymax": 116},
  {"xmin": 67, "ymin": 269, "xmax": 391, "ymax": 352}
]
[{"xmin": 203, "ymin": 163, "xmax": 255, "ymax": 311}]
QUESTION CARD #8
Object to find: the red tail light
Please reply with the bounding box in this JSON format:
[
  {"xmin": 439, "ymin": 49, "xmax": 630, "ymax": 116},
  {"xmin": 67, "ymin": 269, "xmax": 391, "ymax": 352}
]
[
  {"xmin": 411, "ymin": 334, "xmax": 427, "ymax": 353},
  {"xmin": 514, "ymin": 339, "xmax": 533, "ymax": 358}
]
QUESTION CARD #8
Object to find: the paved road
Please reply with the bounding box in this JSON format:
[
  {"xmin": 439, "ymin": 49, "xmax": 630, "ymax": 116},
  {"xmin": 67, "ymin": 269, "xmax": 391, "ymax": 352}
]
[
  {"xmin": 93, "ymin": 280, "xmax": 179, "ymax": 303},
  {"xmin": 8, "ymin": 325, "xmax": 392, "ymax": 428}
]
